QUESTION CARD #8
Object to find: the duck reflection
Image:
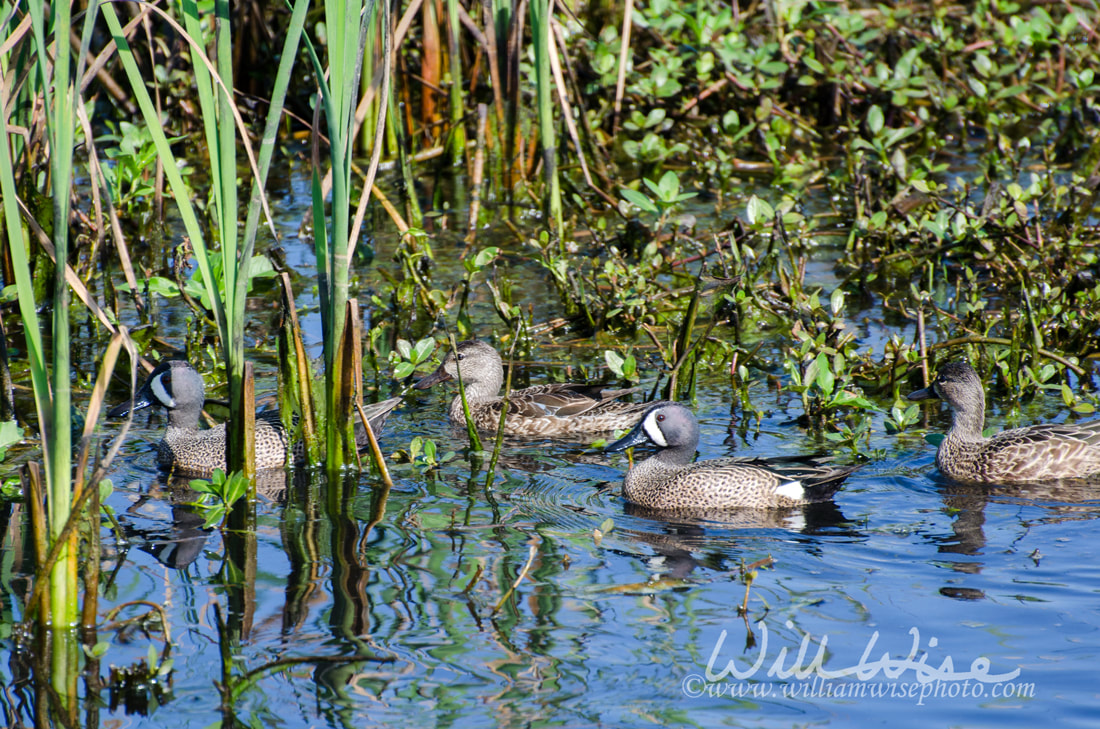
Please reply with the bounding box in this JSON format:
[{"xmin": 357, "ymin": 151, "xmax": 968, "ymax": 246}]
[
  {"xmin": 613, "ymin": 499, "xmax": 855, "ymax": 580},
  {"xmin": 929, "ymin": 473, "xmax": 1100, "ymax": 599},
  {"xmin": 117, "ymin": 469, "xmax": 301, "ymax": 570}
]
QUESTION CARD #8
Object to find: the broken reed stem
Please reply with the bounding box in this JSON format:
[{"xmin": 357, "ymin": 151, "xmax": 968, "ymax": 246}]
[
  {"xmin": 356, "ymin": 399, "xmax": 393, "ymax": 488},
  {"xmin": 611, "ymin": 0, "xmax": 634, "ymax": 134}
]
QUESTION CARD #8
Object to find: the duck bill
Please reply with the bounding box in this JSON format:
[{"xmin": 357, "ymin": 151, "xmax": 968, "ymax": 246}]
[
  {"xmin": 605, "ymin": 421, "xmax": 650, "ymax": 453},
  {"xmin": 107, "ymin": 387, "xmax": 156, "ymax": 418},
  {"xmin": 414, "ymin": 364, "xmax": 453, "ymax": 390},
  {"xmin": 906, "ymin": 386, "xmax": 938, "ymax": 402}
]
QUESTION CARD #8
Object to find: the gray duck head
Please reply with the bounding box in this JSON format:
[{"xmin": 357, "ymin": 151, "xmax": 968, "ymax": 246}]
[
  {"xmin": 605, "ymin": 402, "xmax": 698, "ymax": 465},
  {"xmin": 108, "ymin": 361, "xmax": 207, "ymax": 429},
  {"xmin": 414, "ymin": 340, "xmax": 503, "ymax": 395},
  {"xmin": 907, "ymin": 360, "xmax": 986, "ymax": 432}
]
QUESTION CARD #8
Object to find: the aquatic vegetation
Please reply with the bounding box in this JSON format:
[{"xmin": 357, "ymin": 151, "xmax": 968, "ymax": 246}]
[
  {"xmin": 391, "ymin": 436, "xmax": 457, "ymax": 474},
  {"xmin": 189, "ymin": 469, "xmax": 252, "ymax": 530}
]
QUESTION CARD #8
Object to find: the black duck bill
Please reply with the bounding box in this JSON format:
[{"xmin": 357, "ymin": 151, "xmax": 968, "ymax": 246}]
[
  {"xmin": 413, "ymin": 364, "xmax": 453, "ymax": 390},
  {"xmin": 906, "ymin": 384, "xmax": 939, "ymax": 401},
  {"xmin": 604, "ymin": 418, "xmax": 651, "ymax": 453},
  {"xmin": 107, "ymin": 365, "xmax": 170, "ymax": 418}
]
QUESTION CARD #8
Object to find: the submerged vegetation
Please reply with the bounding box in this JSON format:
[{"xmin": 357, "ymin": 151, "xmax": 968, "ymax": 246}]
[{"xmin": 2, "ymin": 0, "xmax": 1100, "ymax": 723}]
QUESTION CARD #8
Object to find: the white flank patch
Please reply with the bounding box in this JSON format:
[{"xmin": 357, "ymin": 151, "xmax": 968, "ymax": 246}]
[
  {"xmin": 151, "ymin": 373, "xmax": 176, "ymax": 408},
  {"xmin": 643, "ymin": 412, "xmax": 668, "ymax": 447},
  {"xmin": 775, "ymin": 480, "xmax": 804, "ymax": 501}
]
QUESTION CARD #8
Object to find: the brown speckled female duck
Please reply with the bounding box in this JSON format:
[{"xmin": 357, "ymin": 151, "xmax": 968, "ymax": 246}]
[
  {"xmin": 907, "ymin": 360, "xmax": 1100, "ymax": 483},
  {"xmin": 413, "ymin": 340, "xmax": 654, "ymax": 436},
  {"xmin": 109, "ymin": 361, "xmax": 401, "ymax": 476},
  {"xmin": 604, "ymin": 403, "xmax": 859, "ymax": 509}
]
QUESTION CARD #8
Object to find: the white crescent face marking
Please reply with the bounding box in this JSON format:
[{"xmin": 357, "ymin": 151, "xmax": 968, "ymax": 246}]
[
  {"xmin": 775, "ymin": 480, "xmax": 804, "ymax": 501},
  {"xmin": 151, "ymin": 372, "xmax": 176, "ymax": 409},
  {"xmin": 643, "ymin": 412, "xmax": 668, "ymax": 447}
]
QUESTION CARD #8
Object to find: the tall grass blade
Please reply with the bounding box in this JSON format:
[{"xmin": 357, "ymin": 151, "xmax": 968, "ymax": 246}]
[
  {"xmin": 301, "ymin": 0, "xmax": 385, "ymax": 469},
  {"xmin": 529, "ymin": 0, "xmax": 562, "ymax": 236},
  {"xmin": 445, "ymin": 0, "xmax": 467, "ymax": 164},
  {"xmin": 25, "ymin": 0, "xmax": 87, "ymax": 634}
]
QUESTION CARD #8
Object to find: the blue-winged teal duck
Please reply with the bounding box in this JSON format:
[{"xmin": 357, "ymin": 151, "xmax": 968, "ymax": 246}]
[
  {"xmin": 413, "ymin": 339, "xmax": 656, "ymax": 436},
  {"xmin": 907, "ymin": 360, "xmax": 1100, "ymax": 483},
  {"xmin": 605, "ymin": 403, "xmax": 859, "ymax": 509},
  {"xmin": 109, "ymin": 361, "xmax": 402, "ymax": 476}
]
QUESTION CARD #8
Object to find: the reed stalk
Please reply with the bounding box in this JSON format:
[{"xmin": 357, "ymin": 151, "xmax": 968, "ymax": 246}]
[
  {"xmin": 449, "ymin": 334, "xmax": 484, "ymax": 452},
  {"xmin": 301, "ymin": 0, "xmax": 383, "ymax": 469},
  {"xmin": 101, "ymin": 0, "xmax": 275, "ymax": 479},
  {"xmin": 445, "ymin": 0, "xmax": 467, "ymax": 165},
  {"xmin": 1, "ymin": 0, "xmax": 104, "ymax": 640},
  {"xmin": 390, "ymin": 81, "xmax": 425, "ymax": 230},
  {"xmin": 529, "ymin": 0, "xmax": 563, "ymax": 237}
]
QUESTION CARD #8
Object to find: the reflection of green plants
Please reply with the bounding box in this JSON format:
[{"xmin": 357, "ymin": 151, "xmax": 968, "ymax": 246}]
[
  {"xmin": 737, "ymin": 556, "xmax": 774, "ymax": 617},
  {"xmin": 100, "ymin": 603, "xmax": 175, "ymax": 712},
  {"xmin": 189, "ymin": 470, "xmax": 251, "ymax": 529}
]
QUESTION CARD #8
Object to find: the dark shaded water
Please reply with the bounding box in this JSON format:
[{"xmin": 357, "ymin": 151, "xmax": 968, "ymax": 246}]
[{"xmin": 2, "ymin": 164, "xmax": 1098, "ymax": 727}]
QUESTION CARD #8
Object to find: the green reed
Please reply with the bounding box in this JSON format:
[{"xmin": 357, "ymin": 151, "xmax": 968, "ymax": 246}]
[
  {"xmin": 0, "ymin": 0, "xmax": 109, "ymax": 708},
  {"xmin": 446, "ymin": 0, "xmax": 468, "ymax": 165},
  {"xmin": 302, "ymin": 0, "xmax": 388, "ymax": 469},
  {"xmin": 529, "ymin": 0, "xmax": 563, "ymax": 237},
  {"xmin": 103, "ymin": 0, "xmax": 308, "ymax": 478}
]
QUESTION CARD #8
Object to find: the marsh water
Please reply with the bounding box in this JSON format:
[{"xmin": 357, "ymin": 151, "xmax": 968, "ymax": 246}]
[{"xmin": 3, "ymin": 161, "xmax": 1097, "ymax": 728}]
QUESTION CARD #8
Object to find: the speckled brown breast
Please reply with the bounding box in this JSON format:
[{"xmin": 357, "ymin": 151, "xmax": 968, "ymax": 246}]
[
  {"xmin": 157, "ymin": 416, "xmax": 289, "ymax": 477},
  {"xmin": 623, "ymin": 458, "xmax": 827, "ymax": 509}
]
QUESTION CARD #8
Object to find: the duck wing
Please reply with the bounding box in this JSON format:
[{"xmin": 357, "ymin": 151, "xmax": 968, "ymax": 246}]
[
  {"xmin": 362, "ymin": 395, "xmax": 404, "ymax": 435},
  {"xmin": 712, "ymin": 456, "xmax": 861, "ymax": 486},
  {"xmin": 646, "ymin": 457, "xmax": 859, "ymax": 509},
  {"xmin": 997, "ymin": 420, "xmax": 1100, "ymax": 448},
  {"xmin": 505, "ymin": 384, "xmax": 643, "ymax": 418},
  {"xmin": 986, "ymin": 421, "xmax": 1100, "ymax": 479}
]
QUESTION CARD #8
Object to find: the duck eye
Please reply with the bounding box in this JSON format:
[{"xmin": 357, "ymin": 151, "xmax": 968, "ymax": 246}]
[
  {"xmin": 656, "ymin": 413, "xmax": 665, "ymax": 422},
  {"xmin": 456, "ymin": 353, "xmax": 465, "ymax": 361}
]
